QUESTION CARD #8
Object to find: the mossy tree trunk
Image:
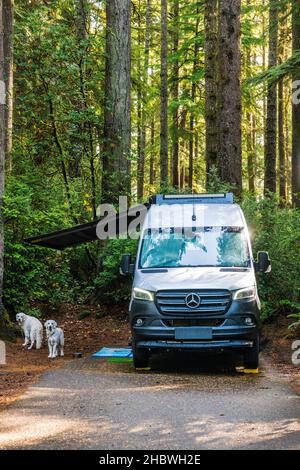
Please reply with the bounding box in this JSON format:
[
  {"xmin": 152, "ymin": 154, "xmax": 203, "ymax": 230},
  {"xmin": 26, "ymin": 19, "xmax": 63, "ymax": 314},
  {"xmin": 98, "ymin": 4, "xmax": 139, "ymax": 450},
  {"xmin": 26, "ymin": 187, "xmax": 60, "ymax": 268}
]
[
  {"xmin": 0, "ymin": 0, "xmax": 5, "ymax": 320},
  {"xmin": 103, "ymin": 0, "xmax": 131, "ymax": 204},
  {"xmin": 217, "ymin": 0, "xmax": 242, "ymax": 195},
  {"xmin": 292, "ymin": 0, "xmax": 300, "ymax": 207},
  {"xmin": 160, "ymin": 0, "xmax": 168, "ymax": 189},
  {"xmin": 264, "ymin": 0, "xmax": 278, "ymax": 196}
]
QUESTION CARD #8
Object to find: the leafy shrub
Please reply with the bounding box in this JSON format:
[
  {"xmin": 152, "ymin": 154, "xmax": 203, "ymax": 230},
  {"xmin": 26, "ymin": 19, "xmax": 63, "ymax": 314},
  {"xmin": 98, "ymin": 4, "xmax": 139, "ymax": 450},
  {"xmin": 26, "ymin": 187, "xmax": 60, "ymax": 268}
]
[
  {"xmin": 93, "ymin": 238, "xmax": 138, "ymax": 304},
  {"xmin": 27, "ymin": 307, "xmax": 42, "ymax": 319},
  {"xmin": 95, "ymin": 311, "xmax": 107, "ymax": 319},
  {"xmin": 285, "ymin": 298, "xmax": 300, "ymax": 330},
  {"xmin": 77, "ymin": 310, "xmax": 92, "ymax": 320},
  {"xmin": 3, "ymin": 176, "xmax": 97, "ymax": 314},
  {"xmin": 242, "ymin": 195, "xmax": 300, "ymax": 321}
]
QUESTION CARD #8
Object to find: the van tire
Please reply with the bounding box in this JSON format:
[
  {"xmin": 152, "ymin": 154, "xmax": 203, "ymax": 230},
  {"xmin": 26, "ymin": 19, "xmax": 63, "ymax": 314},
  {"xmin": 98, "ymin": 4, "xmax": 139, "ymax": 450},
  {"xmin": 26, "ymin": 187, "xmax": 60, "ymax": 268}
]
[
  {"xmin": 243, "ymin": 335, "xmax": 260, "ymax": 369},
  {"xmin": 132, "ymin": 339, "xmax": 150, "ymax": 369}
]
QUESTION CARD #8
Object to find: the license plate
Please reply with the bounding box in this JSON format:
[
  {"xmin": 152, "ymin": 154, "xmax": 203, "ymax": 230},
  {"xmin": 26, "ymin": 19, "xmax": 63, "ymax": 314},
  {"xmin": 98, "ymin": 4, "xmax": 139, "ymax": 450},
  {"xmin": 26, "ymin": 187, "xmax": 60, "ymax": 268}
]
[{"xmin": 175, "ymin": 327, "xmax": 213, "ymax": 340}]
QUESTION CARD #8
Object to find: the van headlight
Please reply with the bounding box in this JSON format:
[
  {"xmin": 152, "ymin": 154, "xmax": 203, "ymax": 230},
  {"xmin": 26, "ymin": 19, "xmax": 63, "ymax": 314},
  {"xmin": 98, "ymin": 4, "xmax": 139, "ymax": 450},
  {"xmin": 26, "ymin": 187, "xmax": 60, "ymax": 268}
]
[
  {"xmin": 233, "ymin": 287, "xmax": 256, "ymax": 301},
  {"xmin": 133, "ymin": 288, "xmax": 154, "ymax": 302}
]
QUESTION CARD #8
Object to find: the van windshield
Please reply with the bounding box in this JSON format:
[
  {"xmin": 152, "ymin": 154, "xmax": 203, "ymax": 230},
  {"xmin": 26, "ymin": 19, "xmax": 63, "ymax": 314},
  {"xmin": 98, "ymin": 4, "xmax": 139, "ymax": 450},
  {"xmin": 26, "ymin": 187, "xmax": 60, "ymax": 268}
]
[{"xmin": 139, "ymin": 226, "xmax": 250, "ymax": 269}]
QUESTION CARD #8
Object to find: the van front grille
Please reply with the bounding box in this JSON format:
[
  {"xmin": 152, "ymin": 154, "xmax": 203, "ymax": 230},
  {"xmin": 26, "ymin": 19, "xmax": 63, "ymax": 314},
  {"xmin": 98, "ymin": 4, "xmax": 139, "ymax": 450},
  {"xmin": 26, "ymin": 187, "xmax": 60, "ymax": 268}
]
[{"xmin": 156, "ymin": 289, "xmax": 232, "ymax": 316}]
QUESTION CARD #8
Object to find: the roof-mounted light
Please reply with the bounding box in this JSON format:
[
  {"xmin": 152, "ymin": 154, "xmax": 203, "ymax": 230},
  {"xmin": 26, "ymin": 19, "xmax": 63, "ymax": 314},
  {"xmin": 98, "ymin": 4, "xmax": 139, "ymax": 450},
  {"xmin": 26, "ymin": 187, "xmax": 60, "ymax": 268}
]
[{"xmin": 150, "ymin": 193, "xmax": 234, "ymax": 205}]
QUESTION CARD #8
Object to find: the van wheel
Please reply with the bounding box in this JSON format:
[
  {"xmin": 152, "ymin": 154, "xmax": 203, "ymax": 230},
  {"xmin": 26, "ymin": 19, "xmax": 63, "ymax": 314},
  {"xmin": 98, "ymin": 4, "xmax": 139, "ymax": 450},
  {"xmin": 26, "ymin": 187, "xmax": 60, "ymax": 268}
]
[
  {"xmin": 243, "ymin": 335, "xmax": 260, "ymax": 369},
  {"xmin": 132, "ymin": 340, "xmax": 150, "ymax": 369}
]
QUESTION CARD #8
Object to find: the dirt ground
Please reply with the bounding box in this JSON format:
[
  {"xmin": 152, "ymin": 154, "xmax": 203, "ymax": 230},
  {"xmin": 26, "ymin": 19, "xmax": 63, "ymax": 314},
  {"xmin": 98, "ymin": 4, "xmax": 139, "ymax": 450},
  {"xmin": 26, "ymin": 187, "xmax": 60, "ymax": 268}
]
[
  {"xmin": 263, "ymin": 315, "xmax": 300, "ymax": 395},
  {"xmin": 0, "ymin": 303, "xmax": 130, "ymax": 410},
  {"xmin": 1, "ymin": 306, "xmax": 300, "ymax": 410}
]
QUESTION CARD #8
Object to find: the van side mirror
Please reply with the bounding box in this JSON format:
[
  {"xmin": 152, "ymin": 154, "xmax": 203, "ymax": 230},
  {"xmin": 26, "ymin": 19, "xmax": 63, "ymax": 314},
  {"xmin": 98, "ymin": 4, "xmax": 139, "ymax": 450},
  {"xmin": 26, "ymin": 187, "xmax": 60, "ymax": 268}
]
[
  {"xmin": 255, "ymin": 251, "xmax": 271, "ymax": 274},
  {"xmin": 120, "ymin": 254, "xmax": 135, "ymax": 276}
]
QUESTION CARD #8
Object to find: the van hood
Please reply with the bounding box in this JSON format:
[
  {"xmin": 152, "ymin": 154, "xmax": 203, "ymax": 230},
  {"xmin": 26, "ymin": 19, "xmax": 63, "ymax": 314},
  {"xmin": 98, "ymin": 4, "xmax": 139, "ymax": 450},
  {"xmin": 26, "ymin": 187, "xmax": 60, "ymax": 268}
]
[{"xmin": 134, "ymin": 267, "xmax": 256, "ymax": 292}]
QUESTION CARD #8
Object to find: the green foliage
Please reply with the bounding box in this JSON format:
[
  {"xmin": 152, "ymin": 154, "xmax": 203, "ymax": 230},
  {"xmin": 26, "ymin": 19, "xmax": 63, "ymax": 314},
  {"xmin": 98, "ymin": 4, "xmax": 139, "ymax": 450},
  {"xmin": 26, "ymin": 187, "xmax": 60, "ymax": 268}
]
[
  {"xmin": 77, "ymin": 310, "xmax": 92, "ymax": 320},
  {"xmin": 206, "ymin": 167, "xmax": 236, "ymax": 194},
  {"xmin": 3, "ymin": 175, "xmax": 97, "ymax": 313},
  {"xmin": 95, "ymin": 311, "xmax": 107, "ymax": 319},
  {"xmin": 93, "ymin": 238, "xmax": 138, "ymax": 304},
  {"xmin": 242, "ymin": 195, "xmax": 300, "ymax": 321},
  {"xmin": 27, "ymin": 307, "xmax": 43, "ymax": 319},
  {"xmin": 247, "ymin": 50, "xmax": 300, "ymax": 87},
  {"xmin": 285, "ymin": 298, "xmax": 300, "ymax": 330}
]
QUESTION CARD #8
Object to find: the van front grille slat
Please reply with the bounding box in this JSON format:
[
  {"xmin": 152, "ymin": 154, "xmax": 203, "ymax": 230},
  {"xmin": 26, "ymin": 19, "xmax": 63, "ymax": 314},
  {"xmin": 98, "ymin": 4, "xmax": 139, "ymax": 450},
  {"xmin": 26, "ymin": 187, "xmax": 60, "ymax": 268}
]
[{"xmin": 156, "ymin": 290, "xmax": 231, "ymax": 316}]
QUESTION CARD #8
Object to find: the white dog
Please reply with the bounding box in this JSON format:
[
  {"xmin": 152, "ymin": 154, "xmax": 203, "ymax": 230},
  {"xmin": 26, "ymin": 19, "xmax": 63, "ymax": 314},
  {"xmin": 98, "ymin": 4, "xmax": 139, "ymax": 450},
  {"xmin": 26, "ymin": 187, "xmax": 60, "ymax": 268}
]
[
  {"xmin": 16, "ymin": 312, "xmax": 43, "ymax": 350},
  {"xmin": 44, "ymin": 320, "xmax": 64, "ymax": 359}
]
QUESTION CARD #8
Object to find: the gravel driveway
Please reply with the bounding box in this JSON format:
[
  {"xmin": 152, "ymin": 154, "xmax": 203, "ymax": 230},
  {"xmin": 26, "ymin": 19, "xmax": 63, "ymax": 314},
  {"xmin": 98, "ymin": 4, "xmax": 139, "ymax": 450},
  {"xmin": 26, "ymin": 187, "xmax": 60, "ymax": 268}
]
[{"xmin": 0, "ymin": 352, "xmax": 300, "ymax": 450}]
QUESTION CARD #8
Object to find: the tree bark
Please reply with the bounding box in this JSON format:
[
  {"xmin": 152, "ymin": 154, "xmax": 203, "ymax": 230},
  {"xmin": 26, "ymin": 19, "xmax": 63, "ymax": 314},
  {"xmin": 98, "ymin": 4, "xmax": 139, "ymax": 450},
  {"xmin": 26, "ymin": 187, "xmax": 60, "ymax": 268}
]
[
  {"xmin": 103, "ymin": 0, "xmax": 131, "ymax": 203},
  {"xmin": 75, "ymin": 0, "xmax": 97, "ymax": 218},
  {"xmin": 179, "ymin": 109, "xmax": 187, "ymax": 189},
  {"xmin": 264, "ymin": 0, "xmax": 278, "ymax": 195},
  {"xmin": 217, "ymin": 0, "xmax": 242, "ymax": 195},
  {"xmin": 68, "ymin": 0, "xmax": 88, "ymax": 180},
  {"xmin": 204, "ymin": 0, "xmax": 219, "ymax": 184},
  {"xmin": 0, "ymin": 0, "xmax": 5, "ymax": 318},
  {"xmin": 189, "ymin": 13, "xmax": 200, "ymax": 190},
  {"xmin": 160, "ymin": 0, "xmax": 168, "ymax": 189},
  {"xmin": 292, "ymin": 0, "xmax": 300, "ymax": 207},
  {"xmin": 3, "ymin": 0, "xmax": 13, "ymax": 174},
  {"xmin": 246, "ymin": 112, "xmax": 255, "ymax": 193},
  {"xmin": 137, "ymin": 0, "xmax": 151, "ymax": 200},
  {"xmin": 149, "ymin": 119, "xmax": 155, "ymax": 185},
  {"xmin": 171, "ymin": 0, "xmax": 179, "ymax": 188},
  {"xmin": 278, "ymin": 77, "xmax": 286, "ymax": 201},
  {"xmin": 245, "ymin": 13, "xmax": 255, "ymax": 194},
  {"xmin": 136, "ymin": 1, "xmax": 142, "ymax": 200}
]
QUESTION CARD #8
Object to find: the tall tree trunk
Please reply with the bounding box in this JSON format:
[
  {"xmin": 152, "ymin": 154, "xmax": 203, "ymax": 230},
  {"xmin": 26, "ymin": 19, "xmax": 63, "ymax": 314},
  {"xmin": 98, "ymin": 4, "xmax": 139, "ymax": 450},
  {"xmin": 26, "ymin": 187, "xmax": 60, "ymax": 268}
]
[
  {"xmin": 179, "ymin": 109, "xmax": 187, "ymax": 189},
  {"xmin": 245, "ymin": 11, "xmax": 255, "ymax": 194},
  {"xmin": 103, "ymin": 0, "xmax": 131, "ymax": 203},
  {"xmin": 0, "ymin": 0, "xmax": 6, "ymax": 318},
  {"xmin": 247, "ymin": 112, "xmax": 255, "ymax": 193},
  {"xmin": 292, "ymin": 0, "xmax": 300, "ymax": 207},
  {"xmin": 137, "ymin": 0, "xmax": 152, "ymax": 200},
  {"xmin": 69, "ymin": 0, "xmax": 88, "ymax": 180},
  {"xmin": 189, "ymin": 13, "xmax": 200, "ymax": 190},
  {"xmin": 3, "ymin": 0, "xmax": 13, "ymax": 174},
  {"xmin": 218, "ymin": 0, "xmax": 242, "ymax": 195},
  {"xmin": 171, "ymin": 0, "xmax": 179, "ymax": 188},
  {"xmin": 75, "ymin": 0, "xmax": 97, "ymax": 218},
  {"xmin": 204, "ymin": 0, "xmax": 219, "ymax": 185},
  {"xmin": 284, "ymin": 85, "xmax": 290, "ymax": 200},
  {"xmin": 149, "ymin": 119, "xmax": 155, "ymax": 185},
  {"xmin": 160, "ymin": 0, "xmax": 168, "ymax": 189},
  {"xmin": 278, "ymin": 77, "xmax": 286, "ymax": 202},
  {"xmin": 136, "ymin": 1, "xmax": 142, "ymax": 200},
  {"xmin": 264, "ymin": 0, "xmax": 278, "ymax": 195},
  {"xmin": 262, "ymin": 0, "xmax": 267, "ymax": 132}
]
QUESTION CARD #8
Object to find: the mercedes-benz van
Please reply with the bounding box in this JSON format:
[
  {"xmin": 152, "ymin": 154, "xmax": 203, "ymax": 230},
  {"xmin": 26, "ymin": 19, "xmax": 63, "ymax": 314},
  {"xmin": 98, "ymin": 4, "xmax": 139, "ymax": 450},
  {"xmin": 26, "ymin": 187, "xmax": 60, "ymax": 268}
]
[{"xmin": 120, "ymin": 193, "xmax": 271, "ymax": 369}]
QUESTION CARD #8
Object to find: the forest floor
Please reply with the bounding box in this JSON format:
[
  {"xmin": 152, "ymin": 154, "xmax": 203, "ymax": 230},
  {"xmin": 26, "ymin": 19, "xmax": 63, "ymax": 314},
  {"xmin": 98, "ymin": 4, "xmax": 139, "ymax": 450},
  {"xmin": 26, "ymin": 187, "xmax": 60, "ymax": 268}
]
[
  {"xmin": 263, "ymin": 315, "xmax": 300, "ymax": 395},
  {"xmin": 0, "ymin": 303, "xmax": 130, "ymax": 411},
  {"xmin": 0, "ymin": 305, "xmax": 299, "ymax": 411}
]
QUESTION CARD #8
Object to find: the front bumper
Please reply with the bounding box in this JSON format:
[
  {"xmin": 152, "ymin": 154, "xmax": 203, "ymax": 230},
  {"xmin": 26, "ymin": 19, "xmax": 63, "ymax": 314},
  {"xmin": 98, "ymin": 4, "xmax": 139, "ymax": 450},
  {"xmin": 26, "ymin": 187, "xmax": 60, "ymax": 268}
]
[
  {"xmin": 130, "ymin": 296, "xmax": 260, "ymax": 352},
  {"xmin": 137, "ymin": 339, "xmax": 254, "ymax": 350}
]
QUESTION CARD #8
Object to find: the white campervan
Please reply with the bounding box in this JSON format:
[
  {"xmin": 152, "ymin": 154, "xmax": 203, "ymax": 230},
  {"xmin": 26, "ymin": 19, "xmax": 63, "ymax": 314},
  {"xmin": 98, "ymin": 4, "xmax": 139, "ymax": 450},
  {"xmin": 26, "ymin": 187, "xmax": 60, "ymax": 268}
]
[{"xmin": 121, "ymin": 193, "xmax": 271, "ymax": 369}]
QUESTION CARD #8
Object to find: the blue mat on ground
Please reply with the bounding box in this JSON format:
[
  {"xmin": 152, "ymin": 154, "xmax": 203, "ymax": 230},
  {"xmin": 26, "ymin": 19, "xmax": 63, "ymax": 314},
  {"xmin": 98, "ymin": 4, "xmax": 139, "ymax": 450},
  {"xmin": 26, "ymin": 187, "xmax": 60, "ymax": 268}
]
[{"xmin": 92, "ymin": 347, "xmax": 133, "ymax": 358}]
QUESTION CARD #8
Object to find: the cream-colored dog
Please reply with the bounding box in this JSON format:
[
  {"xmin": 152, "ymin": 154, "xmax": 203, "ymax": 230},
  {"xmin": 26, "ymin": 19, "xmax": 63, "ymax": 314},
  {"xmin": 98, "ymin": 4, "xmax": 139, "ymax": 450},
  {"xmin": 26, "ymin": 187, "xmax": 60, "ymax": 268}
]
[
  {"xmin": 16, "ymin": 312, "xmax": 43, "ymax": 350},
  {"xmin": 44, "ymin": 320, "xmax": 64, "ymax": 359}
]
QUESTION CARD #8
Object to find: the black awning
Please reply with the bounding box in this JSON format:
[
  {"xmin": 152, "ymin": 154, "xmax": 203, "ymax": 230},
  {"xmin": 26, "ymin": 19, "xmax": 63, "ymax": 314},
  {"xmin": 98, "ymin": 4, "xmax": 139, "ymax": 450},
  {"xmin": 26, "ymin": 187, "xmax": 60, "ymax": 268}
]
[
  {"xmin": 24, "ymin": 219, "xmax": 99, "ymax": 250},
  {"xmin": 24, "ymin": 205, "xmax": 147, "ymax": 250}
]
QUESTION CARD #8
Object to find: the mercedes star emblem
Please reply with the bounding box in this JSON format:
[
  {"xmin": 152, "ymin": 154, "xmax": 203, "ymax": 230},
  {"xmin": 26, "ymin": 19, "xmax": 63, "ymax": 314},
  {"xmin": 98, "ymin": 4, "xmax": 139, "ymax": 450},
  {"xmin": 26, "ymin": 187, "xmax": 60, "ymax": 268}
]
[{"xmin": 185, "ymin": 293, "xmax": 201, "ymax": 309}]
